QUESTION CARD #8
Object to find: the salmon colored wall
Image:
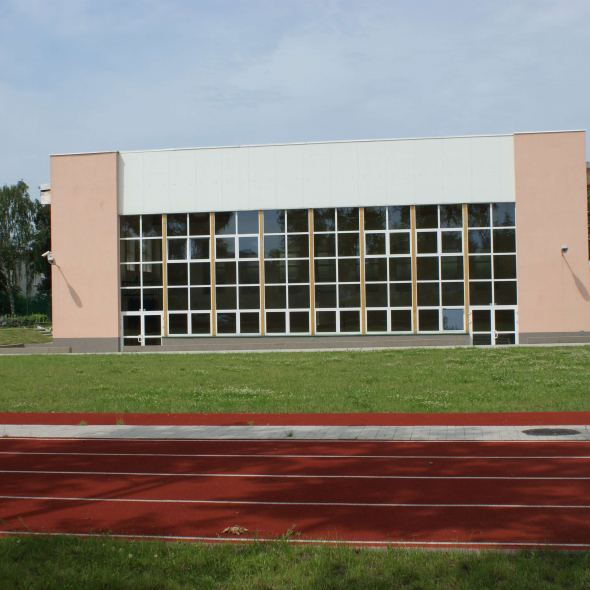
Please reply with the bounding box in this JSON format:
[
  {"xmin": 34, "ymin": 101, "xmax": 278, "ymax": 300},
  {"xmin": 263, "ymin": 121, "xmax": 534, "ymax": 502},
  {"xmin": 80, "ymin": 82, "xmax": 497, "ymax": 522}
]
[
  {"xmin": 50, "ymin": 153, "xmax": 119, "ymax": 340},
  {"xmin": 514, "ymin": 131, "xmax": 590, "ymax": 334}
]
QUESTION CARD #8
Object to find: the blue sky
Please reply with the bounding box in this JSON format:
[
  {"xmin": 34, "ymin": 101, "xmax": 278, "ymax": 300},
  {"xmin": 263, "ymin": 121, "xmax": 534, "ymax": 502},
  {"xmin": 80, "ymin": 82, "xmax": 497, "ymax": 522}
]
[{"xmin": 1, "ymin": 0, "xmax": 589, "ymax": 196}]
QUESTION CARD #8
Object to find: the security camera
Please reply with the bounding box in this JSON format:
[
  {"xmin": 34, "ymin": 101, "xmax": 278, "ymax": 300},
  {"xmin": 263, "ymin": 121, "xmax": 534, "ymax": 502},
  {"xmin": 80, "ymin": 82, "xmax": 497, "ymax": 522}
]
[
  {"xmin": 561, "ymin": 245, "xmax": 568, "ymax": 253},
  {"xmin": 42, "ymin": 251, "xmax": 56, "ymax": 265}
]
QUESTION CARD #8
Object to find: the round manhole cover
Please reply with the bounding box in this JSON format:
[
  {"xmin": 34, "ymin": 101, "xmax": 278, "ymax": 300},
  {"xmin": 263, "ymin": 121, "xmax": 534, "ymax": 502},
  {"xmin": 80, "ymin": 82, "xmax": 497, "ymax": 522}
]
[{"xmin": 522, "ymin": 428, "xmax": 580, "ymax": 436}]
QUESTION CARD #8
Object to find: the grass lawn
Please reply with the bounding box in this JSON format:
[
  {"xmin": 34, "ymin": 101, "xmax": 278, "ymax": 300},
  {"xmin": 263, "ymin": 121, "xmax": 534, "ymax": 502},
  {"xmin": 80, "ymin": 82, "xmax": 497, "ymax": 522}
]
[
  {"xmin": 1, "ymin": 535, "xmax": 589, "ymax": 589},
  {"xmin": 1, "ymin": 346, "xmax": 590, "ymax": 414},
  {"xmin": 0, "ymin": 329, "xmax": 52, "ymax": 346}
]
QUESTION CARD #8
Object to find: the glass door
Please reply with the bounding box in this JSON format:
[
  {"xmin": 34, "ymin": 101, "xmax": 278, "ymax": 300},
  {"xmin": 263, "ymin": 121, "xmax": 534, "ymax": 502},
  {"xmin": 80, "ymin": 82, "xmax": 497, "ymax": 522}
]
[
  {"xmin": 122, "ymin": 313, "xmax": 163, "ymax": 347},
  {"xmin": 469, "ymin": 307, "xmax": 518, "ymax": 346}
]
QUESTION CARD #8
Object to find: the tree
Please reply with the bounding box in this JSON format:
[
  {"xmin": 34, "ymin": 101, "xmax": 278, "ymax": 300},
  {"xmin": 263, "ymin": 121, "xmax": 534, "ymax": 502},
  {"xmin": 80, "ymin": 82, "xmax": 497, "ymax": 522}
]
[
  {"xmin": 31, "ymin": 199, "xmax": 51, "ymax": 292},
  {"xmin": 0, "ymin": 181, "xmax": 35, "ymax": 315}
]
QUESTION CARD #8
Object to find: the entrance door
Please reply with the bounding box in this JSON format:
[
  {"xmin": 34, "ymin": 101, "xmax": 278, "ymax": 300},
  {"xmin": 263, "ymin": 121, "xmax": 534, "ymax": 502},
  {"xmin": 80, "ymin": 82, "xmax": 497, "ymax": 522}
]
[
  {"xmin": 469, "ymin": 307, "xmax": 518, "ymax": 346},
  {"xmin": 122, "ymin": 313, "xmax": 163, "ymax": 347}
]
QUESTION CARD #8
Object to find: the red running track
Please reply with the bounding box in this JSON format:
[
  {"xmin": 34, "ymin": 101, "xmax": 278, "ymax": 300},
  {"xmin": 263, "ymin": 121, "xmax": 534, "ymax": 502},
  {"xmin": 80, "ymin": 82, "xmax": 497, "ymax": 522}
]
[{"xmin": 1, "ymin": 438, "xmax": 590, "ymax": 549}]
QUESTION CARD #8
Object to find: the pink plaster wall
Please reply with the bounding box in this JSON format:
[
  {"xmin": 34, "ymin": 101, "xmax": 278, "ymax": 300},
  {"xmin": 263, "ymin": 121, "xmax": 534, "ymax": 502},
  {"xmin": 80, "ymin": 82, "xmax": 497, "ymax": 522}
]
[
  {"xmin": 50, "ymin": 153, "xmax": 119, "ymax": 339},
  {"xmin": 514, "ymin": 131, "xmax": 590, "ymax": 334}
]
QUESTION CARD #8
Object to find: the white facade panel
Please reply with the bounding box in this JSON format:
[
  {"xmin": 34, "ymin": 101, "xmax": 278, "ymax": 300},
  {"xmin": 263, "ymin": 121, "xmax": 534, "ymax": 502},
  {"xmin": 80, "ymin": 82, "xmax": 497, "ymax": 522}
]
[{"xmin": 119, "ymin": 134, "xmax": 516, "ymax": 215}]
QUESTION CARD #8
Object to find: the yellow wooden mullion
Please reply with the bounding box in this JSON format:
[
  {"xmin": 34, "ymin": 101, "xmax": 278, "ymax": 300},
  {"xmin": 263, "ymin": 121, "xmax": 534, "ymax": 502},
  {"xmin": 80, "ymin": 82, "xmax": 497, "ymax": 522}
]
[
  {"xmin": 210, "ymin": 212, "xmax": 216, "ymax": 336},
  {"xmin": 410, "ymin": 206, "xmax": 418, "ymax": 333},
  {"xmin": 359, "ymin": 207, "xmax": 366, "ymax": 334},
  {"xmin": 259, "ymin": 210, "xmax": 265, "ymax": 336},
  {"xmin": 162, "ymin": 214, "xmax": 168, "ymax": 337},
  {"xmin": 309, "ymin": 208, "xmax": 315, "ymax": 336}
]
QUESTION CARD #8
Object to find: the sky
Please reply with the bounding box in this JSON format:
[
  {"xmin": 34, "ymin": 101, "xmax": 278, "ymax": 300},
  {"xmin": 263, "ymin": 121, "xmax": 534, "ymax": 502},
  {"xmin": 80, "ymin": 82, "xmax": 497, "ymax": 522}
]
[{"xmin": 1, "ymin": 0, "xmax": 589, "ymax": 197}]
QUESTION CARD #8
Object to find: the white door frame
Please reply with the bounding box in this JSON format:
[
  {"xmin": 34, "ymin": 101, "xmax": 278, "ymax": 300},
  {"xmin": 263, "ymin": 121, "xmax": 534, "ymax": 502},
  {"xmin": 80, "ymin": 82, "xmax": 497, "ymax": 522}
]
[
  {"xmin": 121, "ymin": 312, "xmax": 164, "ymax": 347},
  {"xmin": 468, "ymin": 306, "xmax": 518, "ymax": 346}
]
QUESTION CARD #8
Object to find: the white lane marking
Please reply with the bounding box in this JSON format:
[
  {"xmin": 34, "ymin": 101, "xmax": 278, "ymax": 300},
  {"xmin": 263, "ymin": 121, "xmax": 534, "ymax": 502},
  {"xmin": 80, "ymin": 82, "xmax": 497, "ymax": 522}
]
[
  {"xmin": 1, "ymin": 530, "xmax": 589, "ymax": 548},
  {"xmin": 0, "ymin": 469, "xmax": 588, "ymax": 481},
  {"xmin": 1, "ymin": 495, "xmax": 589, "ymax": 509}
]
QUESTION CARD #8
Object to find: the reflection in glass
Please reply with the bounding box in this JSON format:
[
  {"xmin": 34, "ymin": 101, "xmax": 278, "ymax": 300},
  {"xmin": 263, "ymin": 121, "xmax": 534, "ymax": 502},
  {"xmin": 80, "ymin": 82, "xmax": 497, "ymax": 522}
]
[
  {"xmin": 441, "ymin": 282, "xmax": 464, "ymax": 306},
  {"xmin": 238, "ymin": 261, "xmax": 259, "ymax": 284},
  {"xmin": 495, "ymin": 309, "xmax": 515, "ymax": 331},
  {"xmin": 365, "ymin": 207, "xmax": 386, "ymax": 230},
  {"xmin": 215, "ymin": 212, "xmax": 235, "ymax": 235},
  {"xmin": 217, "ymin": 313, "xmax": 236, "ymax": 334},
  {"xmin": 367, "ymin": 309, "xmax": 387, "ymax": 331},
  {"xmin": 239, "ymin": 236, "xmax": 258, "ymax": 258},
  {"xmin": 472, "ymin": 309, "xmax": 491, "ymax": 331},
  {"xmin": 443, "ymin": 309, "xmax": 464, "ymax": 331},
  {"xmin": 237, "ymin": 210, "xmax": 259, "ymax": 234},
  {"xmin": 441, "ymin": 256, "xmax": 463, "ymax": 280},
  {"xmin": 441, "ymin": 231, "xmax": 462, "ymax": 253},
  {"xmin": 192, "ymin": 313, "xmax": 210, "ymax": 334},
  {"xmin": 389, "ymin": 257, "xmax": 412, "ymax": 281},
  {"xmin": 143, "ymin": 288, "xmax": 163, "ymax": 311},
  {"xmin": 264, "ymin": 235, "xmax": 285, "ymax": 258},
  {"xmin": 216, "ymin": 237, "xmax": 235, "ymax": 259},
  {"xmin": 419, "ymin": 309, "xmax": 439, "ymax": 331},
  {"xmin": 494, "ymin": 281, "xmax": 517, "ymax": 305},
  {"xmin": 240, "ymin": 313, "xmax": 259, "ymax": 334},
  {"xmin": 337, "ymin": 207, "xmax": 359, "ymax": 231},
  {"xmin": 287, "ymin": 260, "xmax": 309, "ymax": 283},
  {"xmin": 288, "ymin": 285, "xmax": 310, "ymax": 308},
  {"xmin": 287, "ymin": 209, "xmax": 308, "ymax": 233},
  {"xmin": 215, "ymin": 261, "xmax": 236, "ymax": 285},
  {"xmin": 390, "ymin": 283, "xmax": 412, "ymax": 307},
  {"xmin": 189, "ymin": 213, "xmax": 209, "ymax": 236},
  {"xmin": 390, "ymin": 233, "xmax": 410, "ymax": 255},
  {"xmin": 216, "ymin": 286, "xmax": 237, "ymax": 309},
  {"xmin": 265, "ymin": 261, "xmax": 286, "ymax": 283},
  {"xmin": 468, "ymin": 204, "xmax": 490, "ymax": 228},
  {"xmin": 315, "ymin": 284, "xmax": 337, "ymax": 308},
  {"xmin": 416, "ymin": 205, "xmax": 438, "ymax": 229},
  {"xmin": 317, "ymin": 310, "xmax": 336, "ymax": 332},
  {"xmin": 168, "ymin": 239, "xmax": 187, "ymax": 260},
  {"xmin": 366, "ymin": 283, "xmax": 388, "ymax": 307},
  {"xmin": 440, "ymin": 205, "xmax": 462, "ymax": 228},
  {"xmin": 287, "ymin": 235, "xmax": 309, "ymax": 258},
  {"xmin": 168, "ymin": 288, "xmax": 188, "ymax": 310},
  {"xmin": 366, "ymin": 233, "xmax": 385, "ymax": 255},
  {"xmin": 142, "ymin": 215, "xmax": 162, "ymax": 237},
  {"xmin": 123, "ymin": 315, "xmax": 141, "ymax": 336},
  {"xmin": 492, "ymin": 203, "xmax": 515, "ymax": 227},
  {"xmin": 190, "ymin": 238, "xmax": 209, "ymax": 260},
  {"xmin": 388, "ymin": 206, "xmax": 411, "ymax": 229},
  {"xmin": 121, "ymin": 289, "xmax": 141, "ymax": 312},
  {"xmin": 190, "ymin": 287, "xmax": 211, "ymax": 310},
  {"xmin": 366, "ymin": 258, "xmax": 387, "ymax": 282},
  {"xmin": 315, "ymin": 259, "xmax": 336, "ymax": 283},
  {"xmin": 313, "ymin": 208, "xmax": 335, "ymax": 232},
  {"xmin": 337, "ymin": 233, "xmax": 360, "ymax": 257},
  {"xmin": 391, "ymin": 310, "xmax": 412, "ymax": 331},
  {"xmin": 339, "ymin": 284, "xmax": 361, "ymax": 307},
  {"xmin": 168, "ymin": 263, "xmax": 188, "ymax": 286},
  {"xmin": 265, "ymin": 285, "xmax": 286, "ymax": 309},
  {"xmin": 417, "ymin": 282, "xmax": 440, "ymax": 306},
  {"xmin": 168, "ymin": 314, "xmax": 187, "ymax": 335},
  {"xmin": 314, "ymin": 234, "xmax": 335, "ymax": 257},
  {"xmin": 120, "ymin": 240, "xmax": 139, "ymax": 263},
  {"xmin": 417, "ymin": 232, "xmax": 437, "ymax": 254},
  {"xmin": 340, "ymin": 310, "xmax": 360, "ymax": 332},
  {"xmin": 417, "ymin": 257, "xmax": 439, "ymax": 281},
  {"xmin": 493, "ymin": 255, "xmax": 516, "ymax": 279},
  {"xmin": 338, "ymin": 259, "xmax": 360, "ymax": 282},
  {"xmin": 469, "ymin": 256, "xmax": 491, "ymax": 280},
  {"xmin": 264, "ymin": 210, "xmax": 285, "ymax": 234},
  {"xmin": 493, "ymin": 229, "xmax": 516, "ymax": 253},
  {"xmin": 143, "ymin": 239, "xmax": 163, "ymax": 262},
  {"xmin": 167, "ymin": 214, "xmax": 187, "ymax": 236},
  {"xmin": 267, "ymin": 312, "xmax": 286, "ymax": 333},
  {"xmin": 121, "ymin": 216, "xmax": 140, "ymax": 238},
  {"xmin": 190, "ymin": 262, "xmax": 211, "ymax": 286},
  {"xmin": 239, "ymin": 286, "xmax": 260, "ymax": 309},
  {"xmin": 468, "ymin": 230, "xmax": 491, "ymax": 253},
  {"xmin": 290, "ymin": 311, "xmax": 309, "ymax": 333},
  {"xmin": 142, "ymin": 263, "xmax": 163, "ymax": 287},
  {"xmin": 469, "ymin": 281, "xmax": 492, "ymax": 305}
]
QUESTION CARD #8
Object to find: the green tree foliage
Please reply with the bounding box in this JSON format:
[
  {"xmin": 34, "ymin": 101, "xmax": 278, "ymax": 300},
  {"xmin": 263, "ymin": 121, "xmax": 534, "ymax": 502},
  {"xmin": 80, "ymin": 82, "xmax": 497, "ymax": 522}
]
[{"xmin": 31, "ymin": 199, "xmax": 51, "ymax": 292}]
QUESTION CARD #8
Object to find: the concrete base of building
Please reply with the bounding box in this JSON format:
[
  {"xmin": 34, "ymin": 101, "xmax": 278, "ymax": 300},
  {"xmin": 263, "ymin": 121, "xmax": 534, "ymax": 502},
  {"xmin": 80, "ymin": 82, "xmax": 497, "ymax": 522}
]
[
  {"xmin": 52, "ymin": 338, "xmax": 120, "ymax": 353},
  {"xmin": 0, "ymin": 345, "xmax": 72, "ymax": 355},
  {"xmin": 519, "ymin": 332, "xmax": 590, "ymax": 345}
]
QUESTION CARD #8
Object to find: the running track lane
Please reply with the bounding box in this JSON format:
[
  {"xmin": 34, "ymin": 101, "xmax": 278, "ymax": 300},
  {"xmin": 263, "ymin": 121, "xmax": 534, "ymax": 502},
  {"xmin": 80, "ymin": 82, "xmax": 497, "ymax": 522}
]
[{"xmin": 1, "ymin": 438, "xmax": 590, "ymax": 548}]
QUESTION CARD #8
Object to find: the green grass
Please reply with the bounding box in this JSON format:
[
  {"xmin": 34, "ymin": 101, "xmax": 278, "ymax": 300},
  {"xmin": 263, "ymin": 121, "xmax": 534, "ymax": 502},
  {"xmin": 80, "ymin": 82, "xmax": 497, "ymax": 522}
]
[
  {"xmin": 1, "ymin": 346, "xmax": 590, "ymax": 414},
  {"xmin": 0, "ymin": 329, "xmax": 51, "ymax": 346},
  {"xmin": 1, "ymin": 536, "xmax": 589, "ymax": 589}
]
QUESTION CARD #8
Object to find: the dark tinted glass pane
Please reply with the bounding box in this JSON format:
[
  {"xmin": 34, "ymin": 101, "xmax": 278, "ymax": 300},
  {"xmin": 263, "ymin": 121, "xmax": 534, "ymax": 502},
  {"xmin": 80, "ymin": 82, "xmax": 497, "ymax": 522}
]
[
  {"xmin": 265, "ymin": 260, "xmax": 286, "ymax": 284},
  {"xmin": 216, "ymin": 237, "xmax": 235, "ymax": 259},
  {"xmin": 239, "ymin": 286, "xmax": 260, "ymax": 309},
  {"xmin": 240, "ymin": 312, "xmax": 259, "ymax": 334},
  {"xmin": 493, "ymin": 255, "xmax": 516, "ymax": 279},
  {"xmin": 473, "ymin": 333, "xmax": 492, "ymax": 346},
  {"xmin": 123, "ymin": 315, "xmax": 141, "ymax": 336},
  {"xmin": 217, "ymin": 313, "xmax": 236, "ymax": 334},
  {"xmin": 315, "ymin": 259, "xmax": 336, "ymax": 283},
  {"xmin": 338, "ymin": 233, "xmax": 360, "ymax": 257},
  {"xmin": 189, "ymin": 213, "xmax": 209, "ymax": 236},
  {"xmin": 215, "ymin": 212, "xmax": 235, "ymax": 235},
  {"xmin": 265, "ymin": 285, "xmax": 286, "ymax": 309},
  {"xmin": 264, "ymin": 210, "xmax": 284, "ymax": 234},
  {"xmin": 168, "ymin": 287, "xmax": 188, "ymax": 310},
  {"xmin": 443, "ymin": 309, "xmax": 464, "ymax": 331},
  {"xmin": 169, "ymin": 314, "xmax": 188, "ymax": 335},
  {"xmin": 441, "ymin": 256, "xmax": 463, "ymax": 280},
  {"xmin": 313, "ymin": 208, "xmax": 335, "ymax": 232},
  {"xmin": 143, "ymin": 288, "xmax": 163, "ymax": 311},
  {"xmin": 287, "ymin": 235, "xmax": 309, "ymax": 258},
  {"xmin": 168, "ymin": 263, "xmax": 188, "ymax": 286},
  {"xmin": 190, "ymin": 287, "xmax": 211, "ymax": 310},
  {"xmin": 441, "ymin": 231, "xmax": 462, "ymax": 253},
  {"xmin": 288, "ymin": 285, "xmax": 310, "ymax": 309},
  {"xmin": 264, "ymin": 235, "xmax": 285, "ymax": 258},
  {"xmin": 191, "ymin": 313, "xmax": 210, "ymax": 334},
  {"xmin": 287, "ymin": 209, "xmax": 308, "ymax": 233},
  {"xmin": 417, "ymin": 232, "xmax": 437, "ymax": 254},
  {"xmin": 365, "ymin": 207, "xmax": 386, "ymax": 230},
  {"xmin": 441, "ymin": 282, "xmax": 464, "ymax": 306},
  {"xmin": 495, "ymin": 309, "xmax": 515, "ymax": 331},
  {"xmin": 337, "ymin": 207, "xmax": 359, "ymax": 231},
  {"xmin": 419, "ymin": 309, "xmax": 439, "ymax": 331},
  {"xmin": 315, "ymin": 284, "xmax": 337, "ymax": 308},
  {"xmin": 417, "ymin": 257, "xmax": 439, "ymax": 280},
  {"xmin": 367, "ymin": 310, "xmax": 387, "ymax": 332},
  {"xmin": 494, "ymin": 281, "xmax": 517, "ymax": 305},
  {"xmin": 468, "ymin": 230, "xmax": 491, "ymax": 253},
  {"xmin": 496, "ymin": 333, "xmax": 515, "ymax": 345},
  {"xmin": 340, "ymin": 310, "xmax": 360, "ymax": 332},
  {"xmin": 290, "ymin": 311, "xmax": 309, "ymax": 333},
  {"xmin": 167, "ymin": 214, "xmax": 187, "ymax": 236},
  {"xmin": 120, "ymin": 240, "xmax": 139, "ymax": 263},
  {"xmin": 366, "ymin": 233, "xmax": 385, "ymax": 255},
  {"xmin": 314, "ymin": 234, "xmax": 335, "ymax": 257},
  {"xmin": 190, "ymin": 238, "xmax": 209, "ymax": 260},
  {"xmin": 493, "ymin": 229, "xmax": 516, "ymax": 253},
  {"xmin": 168, "ymin": 239, "xmax": 187, "ymax": 260},
  {"xmin": 190, "ymin": 262, "xmax": 211, "ymax": 286},
  {"xmin": 121, "ymin": 289, "xmax": 141, "ymax": 312},
  {"xmin": 316, "ymin": 310, "xmax": 336, "ymax": 332},
  {"xmin": 215, "ymin": 261, "xmax": 236, "ymax": 285},
  {"xmin": 338, "ymin": 258, "xmax": 360, "ymax": 282},
  {"xmin": 366, "ymin": 283, "xmax": 388, "ymax": 307},
  {"xmin": 469, "ymin": 255, "xmax": 491, "ymax": 280},
  {"xmin": 239, "ymin": 236, "xmax": 258, "ymax": 258},
  {"xmin": 440, "ymin": 205, "xmax": 462, "ymax": 228},
  {"xmin": 468, "ymin": 204, "xmax": 490, "ymax": 227},
  {"xmin": 473, "ymin": 310, "xmax": 491, "ymax": 331},
  {"xmin": 339, "ymin": 284, "xmax": 361, "ymax": 308},
  {"xmin": 390, "ymin": 283, "xmax": 412, "ymax": 307},
  {"xmin": 417, "ymin": 282, "xmax": 440, "ymax": 306},
  {"xmin": 267, "ymin": 311, "xmax": 286, "ymax": 333},
  {"xmin": 392, "ymin": 310, "xmax": 412, "ymax": 331},
  {"xmin": 142, "ymin": 263, "xmax": 162, "ymax": 287},
  {"xmin": 288, "ymin": 260, "xmax": 309, "ymax": 283},
  {"xmin": 388, "ymin": 206, "xmax": 411, "ymax": 229},
  {"xmin": 469, "ymin": 281, "xmax": 492, "ymax": 305},
  {"xmin": 390, "ymin": 232, "xmax": 410, "ymax": 255},
  {"xmin": 143, "ymin": 239, "xmax": 162, "ymax": 262},
  {"xmin": 416, "ymin": 205, "xmax": 438, "ymax": 229},
  {"xmin": 366, "ymin": 258, "xmax": 387, "ymax": 282},
  {"xmin": 238, "ymin": 261, "xmax": 259, "ymax": 284},
  {"xmin": 389, "ymin": 257, "xmax": 412, "ymax": 282},
  {"xmin": 237, "ymin": 210, "xmax": 259, "ymax": 234},
  {"xmin": 142, "ymin": 215, "xmax": 162, "ymax": 237},
  {"xmin": 121, "ymin": 216, "xmax": 140, "ymax": 238},
  {"xmin": 492, "ymin": 203, "xmax": 515, "ymax": 227},
  {"xmin": 216, "ymin": 286, "xmax": 237, "ymax": 309}
]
